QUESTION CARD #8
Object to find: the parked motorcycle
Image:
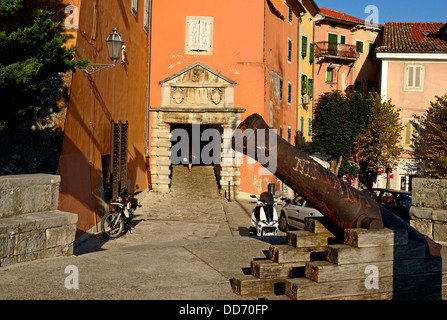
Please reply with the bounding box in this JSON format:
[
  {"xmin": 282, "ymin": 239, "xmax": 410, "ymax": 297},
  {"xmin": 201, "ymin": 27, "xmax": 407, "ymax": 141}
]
[
  {"xmin": 248, "ymin": 192, "xmax": 279, "ymax": 236},
  {"xmin": 101, "ymin": 186, "xmax": 140, "ymax": 239}
]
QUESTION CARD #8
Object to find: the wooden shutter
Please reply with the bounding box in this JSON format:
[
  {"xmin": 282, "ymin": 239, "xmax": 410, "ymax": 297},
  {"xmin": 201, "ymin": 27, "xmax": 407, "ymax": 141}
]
[
  {"xmin": 356, "ymin": 41, "xmax": 363, "ymax": 53},
  {"xmin": 414, "ymin": 66, "xmax": 421, "ymax": 88},
  {"xmin": 309, "ymin": 43, "xmax": 314, "ymax": 63},
  {"xmin": 188, "ymin": 19, "xmax": 200, "ymax": 51},
  {"xmin": 328, "ymin": 34, "xmax": 338, "ymax": 55},
  {"xmin": 302, "ymin": 36, "xmax": 308, "ymax": 57},
  {"xmin": 308, "ymin": 78, "xmax": 313, "ymax": 98},
  {"xmin": 199, "ymin": 19, "xmax": 211, "ymax": 51}
]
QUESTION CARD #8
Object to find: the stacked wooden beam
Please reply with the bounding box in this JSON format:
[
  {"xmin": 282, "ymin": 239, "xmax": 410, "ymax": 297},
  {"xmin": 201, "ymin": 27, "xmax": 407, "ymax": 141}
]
[
  {"xmin": 231, "ymin": 218, "xmax": 341, "ymax": 297},
  {"xmin": 232, "ymin": 218, "xmax": 447, "ymax": 300}
]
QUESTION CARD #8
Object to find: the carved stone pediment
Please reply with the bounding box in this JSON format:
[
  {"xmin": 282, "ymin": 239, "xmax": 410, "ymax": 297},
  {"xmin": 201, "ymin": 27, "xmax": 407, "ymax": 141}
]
[{"xmin": 159, "ymin": 62, "xmax": 236, "ymax": 109}]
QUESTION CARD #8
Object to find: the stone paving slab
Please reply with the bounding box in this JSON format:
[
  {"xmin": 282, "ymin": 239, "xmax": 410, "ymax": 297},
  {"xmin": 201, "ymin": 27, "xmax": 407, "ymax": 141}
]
[{"xmin": 0, "ymin": 188, "xmax": 286, "ymax": 300}]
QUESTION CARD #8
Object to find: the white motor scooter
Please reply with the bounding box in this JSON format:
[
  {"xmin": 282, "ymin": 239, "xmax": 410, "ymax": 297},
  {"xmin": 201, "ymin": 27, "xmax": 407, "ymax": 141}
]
[{"xmin": 248, "ymin": 192, "xmax": 279, "ymax": 236}]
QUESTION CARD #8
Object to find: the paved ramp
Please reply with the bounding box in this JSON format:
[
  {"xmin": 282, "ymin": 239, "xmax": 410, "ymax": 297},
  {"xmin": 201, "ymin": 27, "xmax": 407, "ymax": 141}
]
[{"xmin": 170, "ymin": 165, "xmax": 221, "ymax": 198}]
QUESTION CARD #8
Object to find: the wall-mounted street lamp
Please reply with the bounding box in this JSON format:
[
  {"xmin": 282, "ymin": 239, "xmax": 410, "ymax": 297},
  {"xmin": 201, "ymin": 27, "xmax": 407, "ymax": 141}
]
[{"xmin": 85, "ymin": 28, "xmax": 126, "ymax": 75}]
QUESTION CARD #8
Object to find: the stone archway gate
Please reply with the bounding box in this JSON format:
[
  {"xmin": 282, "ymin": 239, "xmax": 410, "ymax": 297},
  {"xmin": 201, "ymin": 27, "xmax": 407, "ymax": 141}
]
[{"xmin": 149, "ymin": 62, "xmax": 245, "ymax": 197}]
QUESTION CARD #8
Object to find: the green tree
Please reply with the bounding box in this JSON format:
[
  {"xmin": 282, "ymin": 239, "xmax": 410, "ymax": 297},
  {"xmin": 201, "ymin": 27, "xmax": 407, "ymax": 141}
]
[
  {"xmin": 0, "ymin": 1, "xmax": 88, "ymax": 129},
  {"xmin": 356, "ymin": 93, "xmax": 403, "ymax": 189},
  {"xmin": 310, "ymin": 90, "xmax": 371, "ymax": 176},
  {"xmin": 421, "ymin": 95, "xmax": 447, "ymax": 178},
  {"xmin": 0, "ymin": 0, "xmax": 23, "ymax": 17}
]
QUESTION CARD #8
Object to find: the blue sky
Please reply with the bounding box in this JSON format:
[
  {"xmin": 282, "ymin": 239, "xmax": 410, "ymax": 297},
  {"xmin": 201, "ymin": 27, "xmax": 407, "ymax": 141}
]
[{"xmin": 315, "ymin": 0, "xmax": 447, "ymax": 24}]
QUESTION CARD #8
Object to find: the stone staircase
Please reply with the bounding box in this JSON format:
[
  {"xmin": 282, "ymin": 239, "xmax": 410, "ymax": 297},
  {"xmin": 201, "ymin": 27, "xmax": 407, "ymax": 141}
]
[{"xmin": 0, "ymin": 174, "xmax": 78, "ymax": 267}]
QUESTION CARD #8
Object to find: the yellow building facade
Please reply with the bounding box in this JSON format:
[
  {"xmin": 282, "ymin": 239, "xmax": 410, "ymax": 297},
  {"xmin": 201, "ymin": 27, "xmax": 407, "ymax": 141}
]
[{"xmin": 296, "ymin": 0, "xmax": 319, "ymax": 146}]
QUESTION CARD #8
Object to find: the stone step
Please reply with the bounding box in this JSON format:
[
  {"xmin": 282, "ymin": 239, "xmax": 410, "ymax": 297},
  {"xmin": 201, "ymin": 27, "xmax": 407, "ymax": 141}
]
[
  {"xmin": 0, "ymin": 210, "xmax": 78, "ymax": 267},
  {"xmin": 0, "ymin": 174, "xmax": 60, "ymax": 219}
]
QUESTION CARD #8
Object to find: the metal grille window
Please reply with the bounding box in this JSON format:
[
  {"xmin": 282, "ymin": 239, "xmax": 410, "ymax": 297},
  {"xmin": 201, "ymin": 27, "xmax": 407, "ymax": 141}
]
[{"xmin": 111, "ymin": 121, "xmax": 128, "ymax": 199}]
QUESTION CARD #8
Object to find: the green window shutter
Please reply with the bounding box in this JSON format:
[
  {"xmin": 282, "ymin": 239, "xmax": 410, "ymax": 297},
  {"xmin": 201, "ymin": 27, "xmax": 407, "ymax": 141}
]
[
  {"xmin": 368, "ymin": 42, "xmax": 377, "ymax": 59},
  {"xmin": 309, "ymin": 43, "xmax": 314, "ymax": 63},
  {"xmin": 301, "ymin": 74, "xmax": 308, "ymax": 95},
  {"xmin": 308, "ymin": 78, "xmax": 313, "ymax": 98},
  {"xmin": 356, "ymin": 41, "xmax": 363, "ymax": 53},
  {"xmin": 302, "ymin": 36, "xmax": 307, "ymax": 57}
]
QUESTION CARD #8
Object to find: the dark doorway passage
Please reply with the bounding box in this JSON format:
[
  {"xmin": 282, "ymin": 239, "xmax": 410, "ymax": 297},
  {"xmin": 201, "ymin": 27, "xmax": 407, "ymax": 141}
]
[{"xmin": 169, "ymin": 123, "xmax": 223, "ymax": 193}]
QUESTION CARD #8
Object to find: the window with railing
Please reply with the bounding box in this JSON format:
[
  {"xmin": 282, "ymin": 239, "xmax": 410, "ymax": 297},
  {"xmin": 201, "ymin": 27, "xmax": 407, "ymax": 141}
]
[{"xmin": 314, "ymin": 41, "xmax": 359, "ymax": 59}]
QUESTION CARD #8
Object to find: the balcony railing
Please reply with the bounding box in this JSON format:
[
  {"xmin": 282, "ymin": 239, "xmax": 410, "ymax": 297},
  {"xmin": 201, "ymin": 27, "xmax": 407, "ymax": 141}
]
[{"xmin": 315, "ymin": 41, "xmax": 360, "ymax": 60}]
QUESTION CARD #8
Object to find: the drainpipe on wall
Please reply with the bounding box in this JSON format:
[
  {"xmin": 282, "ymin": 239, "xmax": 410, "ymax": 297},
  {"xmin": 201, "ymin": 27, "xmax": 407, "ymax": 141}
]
[
  {"xmin": 312, "ymin": 13, "xmax": 325, "ymax": 125},
  {"xmin": 296, "ymin": 12, "xmax": 301, "ymax": 147},
  {"xmin": 145, "ymin": 0, "xmax": 153, "ymax": 190}
]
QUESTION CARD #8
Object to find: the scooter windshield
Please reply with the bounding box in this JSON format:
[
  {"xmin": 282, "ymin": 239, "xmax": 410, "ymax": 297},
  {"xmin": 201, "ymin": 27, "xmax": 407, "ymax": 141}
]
[{"xmin": 263, "ymin": 206, "xmax": 274, "ymax": 222}]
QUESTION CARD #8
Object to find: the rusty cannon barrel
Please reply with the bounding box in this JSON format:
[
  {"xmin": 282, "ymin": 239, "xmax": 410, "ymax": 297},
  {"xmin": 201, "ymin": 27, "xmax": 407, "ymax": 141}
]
[{"xmin": 232, "ymin": 113, "xmax": 441, "ymax": 257}]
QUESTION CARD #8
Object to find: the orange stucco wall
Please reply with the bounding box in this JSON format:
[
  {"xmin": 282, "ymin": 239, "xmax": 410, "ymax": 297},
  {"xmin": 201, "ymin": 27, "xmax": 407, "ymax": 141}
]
[
  {"xmin": 148, "ymin": 0, "xmax": 302, "ymax": 195},
  {"xmin": 58, "ymin": 0, "xmax": 149, "ymax": 237},
  {"xmin": 59, "ymin": 0, "xmax": 312, "ymax": 236}
]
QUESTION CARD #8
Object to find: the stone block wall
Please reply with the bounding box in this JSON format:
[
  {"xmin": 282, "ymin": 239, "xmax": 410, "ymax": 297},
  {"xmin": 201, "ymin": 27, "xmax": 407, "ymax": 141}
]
[
  {"xmin": 410, "ymin": 178, "xmax": 447, "ymax": 244},
  {"xmin": 0, "ymin": 174, "xmax": 78, "ymax": 267}
]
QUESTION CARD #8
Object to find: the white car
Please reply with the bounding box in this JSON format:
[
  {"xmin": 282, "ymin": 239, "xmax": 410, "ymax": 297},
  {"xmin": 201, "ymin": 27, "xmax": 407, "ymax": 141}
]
[{"xmin": 279, "ymin": 194, "xmax": 324, "ymax": 231}]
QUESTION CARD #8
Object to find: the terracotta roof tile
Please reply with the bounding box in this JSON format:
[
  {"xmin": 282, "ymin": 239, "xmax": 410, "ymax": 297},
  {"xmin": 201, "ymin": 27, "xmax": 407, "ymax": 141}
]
[
  {"xmin": 378, "ymin": 22, "xmax": 447, "ymax": 53},
  {"xmin": 319, "ymin": 7, "xmax": 366, "ymax": 24}
]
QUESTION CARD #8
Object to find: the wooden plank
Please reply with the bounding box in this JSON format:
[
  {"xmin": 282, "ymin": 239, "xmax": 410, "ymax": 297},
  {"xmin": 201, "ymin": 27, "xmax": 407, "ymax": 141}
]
[
  {"xmin": 315, "ymin": 286, "xmax": 447, "ymax": 300},
  {"xmin": 306, "ymin": 257, "xmax": 444, "ymax": 283},
  {"xmin": 269, "ymin": 245, "xmax": 326, "ymax": 263},
  {"xmin": 251, "ymin": 259, "xmax": 305, "ymax": 279},
  {"xmin": 304, "ymin": 218, "xmax": 333, "ymax": 234},
  {"xmin": 286, "ymin": 272, "xmax": 447, "ymax": 300},
  {"xmin": 287, "ymin": 230, "xmax": 336, "ymax": 248},
  {"xmin": 325, "ymin": 241, "xmax": 426, "ymax": 265},
  {"xmin": 263, "ymin": 294, "xmax": 292, "ymax": 300},
  {"xmin": 344, "ymin": 228, "xmax": 408, "ymax": 248},
  {"xmin": 232, "ymin": 275, "xmax": 286, "ymax": 296}
]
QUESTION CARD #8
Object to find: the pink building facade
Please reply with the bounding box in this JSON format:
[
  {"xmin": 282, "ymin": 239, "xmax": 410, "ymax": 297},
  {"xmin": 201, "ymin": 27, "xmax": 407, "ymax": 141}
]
[
  {"xmin": 377, "ymin": 22, "xmax": 447, "ymax": 191},
  {"xmin": 313, "ymin": 8, "xmax": 382, "ymax": 100}
]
